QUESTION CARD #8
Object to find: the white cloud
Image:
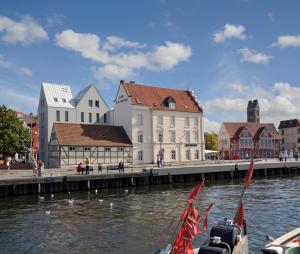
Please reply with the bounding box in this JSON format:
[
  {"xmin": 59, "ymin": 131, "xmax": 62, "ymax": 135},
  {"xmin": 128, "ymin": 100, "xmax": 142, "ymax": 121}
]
[
  {"xmin": 238, "ymin": 48, "xmax": 272, "ymax": 64},
  {"xmin": 204, "ymin": 81, "xmax": 300, "ymax": 131},
  {"xmin": 103, "ymin": 36, "xmax": 146, "ymax": 51},
  {"xmin": 0, "ymin": 55, "xmax": 33, "ymax": 76},
  {"xmin": 0, "ymin": 15, "xmax": 48, "ymax": 45},
  {"xmin": 272, "ymin": 34, "xmax": 300, "ymax": 48},
  {"xmin": 214, "ymin": 24, "xmax": 246, "ymax": 43},
  {"xmin": 204, "ymin": 117, "xmax": 221, "ymax": 133},
  {"xmin": 55, "ymin": 29, "xmax": 191, "ymax": 84},
  {"xmin": 227, "ymin": 82, "xmax": 248, "ymax": 93}
]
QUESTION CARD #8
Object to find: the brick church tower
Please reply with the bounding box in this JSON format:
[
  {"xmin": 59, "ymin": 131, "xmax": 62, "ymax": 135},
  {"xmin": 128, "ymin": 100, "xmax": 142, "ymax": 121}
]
[{"xmin": 247, "ymin": 99, "xmax": 260, "ymax": 123}]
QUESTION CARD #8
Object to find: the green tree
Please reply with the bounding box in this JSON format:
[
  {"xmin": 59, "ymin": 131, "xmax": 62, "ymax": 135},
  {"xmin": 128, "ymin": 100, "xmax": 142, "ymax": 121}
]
[
  {"xmin": 205, "ymin": 132, "xmax": 218, "ymax": 150},
  {"xmin": 0, "ymin": 105, "xmax": 30, "ymax": 159}
]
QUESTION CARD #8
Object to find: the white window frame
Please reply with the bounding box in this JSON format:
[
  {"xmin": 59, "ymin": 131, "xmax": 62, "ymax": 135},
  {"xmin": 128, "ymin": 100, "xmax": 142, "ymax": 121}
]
[
  {"xmin": 169, "ymin": 131, "xmax": 176, "ymax": 143},
  {"xmin": 137, "ymin": 114, "xmax": 143, "ymax": 126},
  {"xmin": 170, "ymin": 115, "xmax": 175, "ymax": 128},
  {"xmin": 184, "ymin": 131, "xmax": 190, "ymax": 143},
  {"xmin": 158, "ymin": 130, "xmax": 163, "ymax": 143},
  {"xmin": 138, "ymin": 131, "xmax": 143, "ymax": 143},
  {"xmin": 193, "ymin": 131, "xmax": 199, "ymax": 143},
  {"xmin": 194, "ymin": 117, "xmax": 199, "ymax": 127},
  {"xmin": 171, "ymin": 150, "xmax": 176, "ymax": 160},
  {"xmin": 185, "ymin": 150, "xmax": 191, "ymax": 160},
  {"xmin": 88, "ymin": 100, "xmax": 93, "ymax": 107},
  {"xmin": 158, "ymin": 115, "xmax": 163, "ymax": 126},
  {"xmin": 195, "ymin": 150, "xmax": 199, "ymax": 160},
  {"xmin": 138, "ymin": 151, "xmax": 143, "ymax": 161},
  {"xmin": 184, "ymin": 117, "xmax": 190, "ymax": 128}
]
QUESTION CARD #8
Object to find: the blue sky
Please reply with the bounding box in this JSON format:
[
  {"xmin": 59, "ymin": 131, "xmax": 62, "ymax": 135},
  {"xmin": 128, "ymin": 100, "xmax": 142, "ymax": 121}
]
[{"xmin": 1, "ymin": 0, "xmax": 300, "ymax": 132}]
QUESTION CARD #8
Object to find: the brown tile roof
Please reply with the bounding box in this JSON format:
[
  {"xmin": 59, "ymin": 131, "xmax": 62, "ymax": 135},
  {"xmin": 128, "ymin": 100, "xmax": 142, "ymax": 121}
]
[
  {"xmin": 222, "ymin": 122, "xmax": 279, "ymax": 139},
  {"xmin": 122, "ymin": 82, "xmax": 202, "ymax": 113},
  {"xmin": 53, "ymin": 123, "xmax": 132, "ymax": 147},
  {"xmin": 278, "ymin": 119, "xmax": 300, "ymax": 129}
]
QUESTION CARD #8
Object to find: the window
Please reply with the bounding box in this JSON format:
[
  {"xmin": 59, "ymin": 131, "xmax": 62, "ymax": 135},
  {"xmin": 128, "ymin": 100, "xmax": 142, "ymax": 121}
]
[
  {"xmin": 56, "ymin": 110, "xmax": 60, "ymax": 121},
  {"xmin": 158, "ymin": 115, "xmax": 163, "ymax": 126},
  {"xmin": 81, "ymin": 112, "xmax": 84, "ymax": 123},
  {"xmin": 89, "ymin": 112, "xmax": 92, "ymax": 123},
  {"xmin": 104, "ymin": 113, "xmax": 107, "ymax": 123},
  {"xmin": 281, "ymin": 129, "xmax": 284, "ymax": 135},
  {"xmin": 195, "ymin": 150, "xmax": 200, "ymax": 160},
  {"xmin": 89, "ymin": 100, "xmax": 93, "ymax": 107},
  {"xmin": 69, "ymin": 146, "xmax": 75, "ymax": 151},
  {"xmin": 138, "ymin": 131, "xmax": 143, "ymax": 143},
  {"xmin": 194, "ymin": 117, "xmax": 199, "ymax": 127},
  {"xmin": 137, "ymin": 114, "xmax": 143, "ymax": 126},
  {"xmin": 170, "ymin": 116, "xmax": 175, "ymax": 127},
  {"xmin": 138, "ymin": 151, "xmax": 143, "ymax": 161},
  {"xmin": 158, "ymin": 131, "xmax": 164, "ymax": 142},
  {"xmin": 171, "ymin": 150, "xmax": 176, "ymax": 160},
  {"xmin": 184, "ymin": 117, "xmax": 190, "ymax": 128},
  {"xmin": 84, "ymin": 147, "xmax": 91, "ymax": 151},
  {"xmin": 169, "ymin": 102, "xmax": 176, "ymax": 109},
  {"xmin": 105, "ymin": 147, "xmax": 111, "ymax": 152},
  {"xmin": 62, "ymin": 98, "xmax": 66, "ymax": 103},
  {"xmin": 96, "ymin": 113, "xmax": 100, "ymax": 123},
  {"xmin": 184, "ymin": 131, "xmax": 190, "ymax": 143},
  {"xmin": 221, "ymin": 140, "xmax": 227, "ymax": 145},
  {"xmin": 95, "ymin": 100, "xmax": 99, "ymax": 108},
  {"xmin": 65, "ymin": 111, "xmax": 69, "ymax": 122},
  {"xmin": 117, "ymin": 147, "xmax": 124, "ymax": 152},
  {"xmin": 170, "ymin": 131, "xmax": 176, "ymax": 143},
  {"xmin": 298, "ymin": 137, "xmax": 300, "ymax": 143},
  {"xmin": 281, "ymin": 138, "xmax": 284, "ymax": 144},
  {"xmin": 193, "ymin": 131, "xmax": 199, "ymax": 143},
  {"xmin": 185, "ymin": 150, "xmax": 191, "ymax": 160},
  {"xmin": 54, "ymin": 97, "xmax": 58, "ymax": 102},
  {"xmin": 298, "ymin": 128, "xmax": 300, "ymax": 134}
]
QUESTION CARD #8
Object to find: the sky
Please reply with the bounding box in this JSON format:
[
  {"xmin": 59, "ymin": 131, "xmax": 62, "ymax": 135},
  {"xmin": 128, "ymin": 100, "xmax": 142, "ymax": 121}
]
[{"xmin": 1, "ymin": 0, "xmax": 300, "ymax": 133}]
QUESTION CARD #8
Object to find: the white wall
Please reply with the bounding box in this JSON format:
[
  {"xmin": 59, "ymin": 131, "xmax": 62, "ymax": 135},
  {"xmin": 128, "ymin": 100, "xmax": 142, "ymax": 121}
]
[
  {"xmin": 113, "ymin": 85, "xmax": 132, "ymax": 140},
  {"xmin": 75, "ymin": 86, "xmax": 109, "ymax": 124}
]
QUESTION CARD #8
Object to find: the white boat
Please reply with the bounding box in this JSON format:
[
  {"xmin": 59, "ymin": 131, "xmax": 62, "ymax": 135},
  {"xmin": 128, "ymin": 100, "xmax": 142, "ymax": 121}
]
[{"xmin": 262, "ymin": 228, "xmax": 300, "ymax": 254}]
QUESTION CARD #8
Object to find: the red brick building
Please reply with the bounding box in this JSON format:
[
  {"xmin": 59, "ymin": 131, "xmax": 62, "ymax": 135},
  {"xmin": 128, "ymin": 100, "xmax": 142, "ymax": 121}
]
[{"xmin": 218, "ymin": 122, "xmax": 280, "ymax": 159}]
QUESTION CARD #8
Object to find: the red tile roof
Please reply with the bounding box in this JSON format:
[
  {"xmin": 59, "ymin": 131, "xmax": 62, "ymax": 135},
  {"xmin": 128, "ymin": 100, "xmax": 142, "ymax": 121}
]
[
  {"xmin": 222, "ymin": 122, "xmax": 279, "ymax": 139},
  {"xmin": 122, "ymin": 82, "xmax": 202, "ymax": 113},
  {"xmin": 278, "ymin": 119, "xmax": 300, "ymax": 129},
  {"xmin": 53, "ymin": 123, "xmax": 132, "ymax": 147}
]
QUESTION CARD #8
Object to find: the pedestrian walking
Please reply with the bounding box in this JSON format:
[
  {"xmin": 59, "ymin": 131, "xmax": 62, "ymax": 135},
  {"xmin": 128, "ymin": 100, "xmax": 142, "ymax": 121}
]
[
  {"xmin": 85, "ymin": 157, "xmax": 90, "ymax": 174},
  {"xmin": 37, "ymin": 160, "xmax": 44, "ymax": 177},
  {"xmin": 6, "ymin": 157, "xmax": 11, "ymax": 171},
  {"xmin": 156, "ymin": 154, "xmax": 160, "ymax": 168},
  {"xmin": 32, "ymin": 157, "xmax": 37, "ymax": 177}
]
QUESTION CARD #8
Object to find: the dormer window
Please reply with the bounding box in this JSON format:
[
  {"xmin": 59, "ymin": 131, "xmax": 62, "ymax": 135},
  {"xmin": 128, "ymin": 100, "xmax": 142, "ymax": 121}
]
[
  {"xmin": 54, "ymin": 97, "xmax": 58, "ymax": 102},
  {"xmin": 164, "ymin": 96, "xmax": 176, "ymax": 109}
]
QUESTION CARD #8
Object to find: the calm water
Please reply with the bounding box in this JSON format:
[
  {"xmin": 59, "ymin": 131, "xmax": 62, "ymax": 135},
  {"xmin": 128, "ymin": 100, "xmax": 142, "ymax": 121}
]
[{"xmin": 0, "ymin": 176, "xmax": 299, "ymax": 254}]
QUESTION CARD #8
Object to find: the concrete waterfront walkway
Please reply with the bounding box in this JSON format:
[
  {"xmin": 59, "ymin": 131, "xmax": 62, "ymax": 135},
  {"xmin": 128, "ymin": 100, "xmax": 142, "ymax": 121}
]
[{"xmin": 0, "ymin": 158, "xmax": 299, "ymax": 181}]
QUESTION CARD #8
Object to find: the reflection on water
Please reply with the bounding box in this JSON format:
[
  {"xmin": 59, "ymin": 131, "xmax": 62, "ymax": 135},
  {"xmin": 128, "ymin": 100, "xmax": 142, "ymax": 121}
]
[{"xmin": 0, "ymin": 176, "xmax": 299, "ymax": 254}]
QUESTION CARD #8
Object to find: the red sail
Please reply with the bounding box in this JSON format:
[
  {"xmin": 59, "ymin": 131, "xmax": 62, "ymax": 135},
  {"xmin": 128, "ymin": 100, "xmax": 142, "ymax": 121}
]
[
  {"xmin": 245, "ymin": 160, "xmax": 254, "ymax": 189},
  {"xmin": 203, "ymin": 203, "xmax": 214, "ymax": 231},
  {"xmin": 236, "ymin": 202, "xmax": 245, "ymax": 228},
  {"xmin": 188, "ymin": 180, "xmax": 205, "ymax": 203}
]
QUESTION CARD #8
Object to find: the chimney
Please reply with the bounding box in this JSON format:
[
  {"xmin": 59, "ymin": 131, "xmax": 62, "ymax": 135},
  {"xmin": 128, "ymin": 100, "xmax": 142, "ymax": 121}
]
[
  {"xmin": 120, "ymin": 80, "xmax": 124, "ymax": 84},
  {"xmin": 130, "ymin": 80, "xmax": 135, "ymax": 84}
]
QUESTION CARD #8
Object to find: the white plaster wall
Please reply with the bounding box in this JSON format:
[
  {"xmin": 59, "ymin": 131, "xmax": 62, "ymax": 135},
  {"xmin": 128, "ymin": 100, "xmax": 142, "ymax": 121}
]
[
  {"xmin": 113, "ymin": 85, "xmax": 132, "ymax": 140},
  {"xmin": 218, "ymin": 124, "xmax": 230, "ymax": 151},
  {"xmin": 75, "ymin": 86, "xmax": 109, "ymax": 124}
]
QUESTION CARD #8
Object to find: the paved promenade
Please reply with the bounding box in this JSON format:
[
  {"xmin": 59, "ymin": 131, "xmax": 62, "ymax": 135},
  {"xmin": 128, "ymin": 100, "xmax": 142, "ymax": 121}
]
[{"xmin": 0, "ymin": 159, "xmax": 299, "ymax": 181}]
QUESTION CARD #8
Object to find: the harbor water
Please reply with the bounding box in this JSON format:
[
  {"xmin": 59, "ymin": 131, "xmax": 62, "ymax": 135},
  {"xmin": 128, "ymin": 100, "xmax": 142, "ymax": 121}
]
[{"xmin": 0, "ymin": 176, "xmax": 299, "ymax": 254}]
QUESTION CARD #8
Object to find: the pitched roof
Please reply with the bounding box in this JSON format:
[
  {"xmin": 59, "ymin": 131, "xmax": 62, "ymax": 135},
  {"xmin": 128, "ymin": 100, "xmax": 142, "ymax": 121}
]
[
  {"xmin": 53, "ymin": 123, "xmax": 132, "ymax": 147},
  {"xmin": 122, "ymin": 82, "xmax": 202, "ymax": 113},
  {"xmin": 278, "ymin": 119, "xmax": 300, "ymax": 129},
  {"xmin": 222, "ymin": 122, "xmax": 279, "ymax": 139},
  {"xmin": 42, "ymin": 82, "xmax": 74, "ymax": 108}
]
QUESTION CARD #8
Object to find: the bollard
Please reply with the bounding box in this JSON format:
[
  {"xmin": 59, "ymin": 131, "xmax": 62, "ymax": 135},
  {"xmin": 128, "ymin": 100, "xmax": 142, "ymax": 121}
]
[
  {"xmin": 87, "ymin": 180, "xmax": 90, "ymax": 190},
  {"xmin": 38, "ymin": 183, "xmax": 41, "ymax": 194}
]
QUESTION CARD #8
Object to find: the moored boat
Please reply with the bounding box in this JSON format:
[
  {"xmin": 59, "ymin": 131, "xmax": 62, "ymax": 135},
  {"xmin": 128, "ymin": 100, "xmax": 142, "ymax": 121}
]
[
  {"xmin": 153, "ymin": 161, "xmax": 255, "ymax": 254},
  {"xmin": 262, "ymin": 228, "xmax": 300, "ymax": 254}
]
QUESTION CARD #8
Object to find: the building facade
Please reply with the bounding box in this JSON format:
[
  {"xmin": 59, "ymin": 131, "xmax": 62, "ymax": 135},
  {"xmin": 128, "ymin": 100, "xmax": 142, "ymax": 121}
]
[
  {"xmin": 48, "ymin": 123, "xmax": 132, "ymax": 168},
  {"xmin": 278, "ymin": 119, "xmax": 300, "ymax": 154},
  {"xmin": 113, "ymin": 81, "xmax": 205, "ymax": 164},
  {"xmin": 218, "ymin": 122, "xmax": 280, "ymax": 159},
  {"xmin": 247, "ymin": 99, "xmax": 260, "ymax": 123},
  {"xmin": 38, "ymin": 83, "xmax": 109, "ymax": 167}
]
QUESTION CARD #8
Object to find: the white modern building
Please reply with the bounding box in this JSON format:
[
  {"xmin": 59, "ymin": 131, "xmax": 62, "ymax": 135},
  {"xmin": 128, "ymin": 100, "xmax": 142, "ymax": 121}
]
[
  {"xmin": 38, "ymin": 82, "xmax": 109, "ymax": 167},
  {"xmin": 113, "ymin": 81, "xmax": 205, "ymax": 164}
]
